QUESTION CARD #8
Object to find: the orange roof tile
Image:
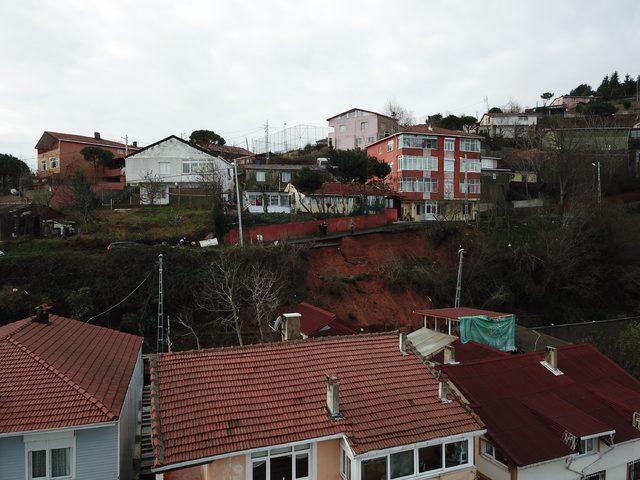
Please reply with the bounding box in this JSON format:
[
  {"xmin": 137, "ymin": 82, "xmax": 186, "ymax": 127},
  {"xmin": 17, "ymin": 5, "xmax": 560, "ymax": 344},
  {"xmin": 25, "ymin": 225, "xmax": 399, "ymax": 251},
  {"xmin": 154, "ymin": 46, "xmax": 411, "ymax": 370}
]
[
  {"xmin": 0, "ymin": 314, "xmax": 142, "ymax": 433},
  {"xmin": 150, "ymin": 333, "xmax": 482, "ymax": 469}
]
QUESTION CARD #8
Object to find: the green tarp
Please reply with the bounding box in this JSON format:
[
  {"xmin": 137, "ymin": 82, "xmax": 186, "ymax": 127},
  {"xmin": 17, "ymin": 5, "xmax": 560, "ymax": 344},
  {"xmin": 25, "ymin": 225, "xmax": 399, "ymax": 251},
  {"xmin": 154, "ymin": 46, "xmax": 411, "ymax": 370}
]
[{"xmin": 458, "ymin": 314, "xmax": 516, "ymax": 351}]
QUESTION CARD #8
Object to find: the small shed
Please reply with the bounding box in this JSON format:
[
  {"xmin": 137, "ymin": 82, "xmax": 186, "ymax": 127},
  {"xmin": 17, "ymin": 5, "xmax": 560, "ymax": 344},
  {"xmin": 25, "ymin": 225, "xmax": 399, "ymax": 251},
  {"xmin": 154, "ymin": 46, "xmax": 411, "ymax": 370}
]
[{"xmin": 0, "ymin": 203, "xmax": 62, "ymax": 240}]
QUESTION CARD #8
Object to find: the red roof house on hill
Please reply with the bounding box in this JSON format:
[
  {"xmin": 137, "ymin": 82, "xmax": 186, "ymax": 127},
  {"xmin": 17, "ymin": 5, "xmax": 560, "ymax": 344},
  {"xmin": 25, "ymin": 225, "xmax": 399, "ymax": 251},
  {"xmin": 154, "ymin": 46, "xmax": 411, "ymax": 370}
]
[
  {"xmin": 441, "ymin": 344, "xmax": 640, "ymax": 479},
  {"xmin": 0, "ymin": 307, "xmax": 143, "ymax": 479},
  {"xmin": 150, "ymin": 332, "xmax": 485, "ymax": 479},
  {"xmin": 290, "ymin": 302, "xmax": 355, "ymax": 337}
]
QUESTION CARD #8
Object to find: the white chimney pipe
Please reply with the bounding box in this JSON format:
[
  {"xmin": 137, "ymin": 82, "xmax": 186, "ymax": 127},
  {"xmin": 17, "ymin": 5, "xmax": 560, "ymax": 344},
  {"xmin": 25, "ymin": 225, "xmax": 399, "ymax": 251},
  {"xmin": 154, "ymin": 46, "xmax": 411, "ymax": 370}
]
[
  {"xmin": 541, "ymin": 346, "xmax": 563, "ymax": 375},
  {"xmin": 326, "ymin": 375, "xmax": 341, "ymax": 419},
  {"xmin": 439, "ymin": 374, "xmax": 452, "ymax": 404},
  {"xmin": 282, "ymin": 313, "xmax": 301, "ymax": 341},
  {"xmin": 399, "ymin": 332, "xmax": 408, "ymax": 355},
  {"xmin": 443, "ymin": 345, "xmax": 456, "ymax": 364}
]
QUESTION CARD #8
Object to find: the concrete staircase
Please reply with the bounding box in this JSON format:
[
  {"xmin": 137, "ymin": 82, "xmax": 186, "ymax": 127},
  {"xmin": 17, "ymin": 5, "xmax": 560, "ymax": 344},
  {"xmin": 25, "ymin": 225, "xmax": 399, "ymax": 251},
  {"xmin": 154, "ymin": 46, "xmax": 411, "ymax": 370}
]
[{"xmin": 139, "ymin": 384, "xmax": 155, "ymax": 479}]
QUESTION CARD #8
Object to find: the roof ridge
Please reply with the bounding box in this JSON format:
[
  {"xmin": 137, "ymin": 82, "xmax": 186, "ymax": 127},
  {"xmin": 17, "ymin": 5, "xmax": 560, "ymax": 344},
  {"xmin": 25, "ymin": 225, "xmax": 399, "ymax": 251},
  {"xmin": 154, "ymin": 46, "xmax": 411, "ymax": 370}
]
[
  {"xmin": 5, "ymin": 336, "xmax": 116, "ymax": 421},
  {"xmin": 0, "ymin": 317, "xmax": 35, "ymax": 341},
  {"xmin": 149, "ymin": 356, "xmax": 165, "ymax": 467},
  {"xmin": 160, "ymin": 331, "xmax": 397, "ymax": 358}
]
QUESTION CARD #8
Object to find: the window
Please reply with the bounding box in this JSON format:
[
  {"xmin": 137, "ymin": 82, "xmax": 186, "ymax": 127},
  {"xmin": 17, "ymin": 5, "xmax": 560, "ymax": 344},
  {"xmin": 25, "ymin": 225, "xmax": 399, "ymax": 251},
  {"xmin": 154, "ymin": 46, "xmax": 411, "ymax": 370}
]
[
  {"xmin": 629, "ymin": 459, "xmax": 640, "ymax": 480},
  {"xmin": 518, "ymin": 116, "xmax": 528, "ymax": 122},
  {"xmin": 117, "ymin": 148, "xmax": 124, "ymax": 154},
  {"xmin": 269, "ymin": 194, "xmax": 281, "ymax": 206},
  {"xmin": 361, "ymin": 457, "xmax": 387, "ymax": 480},
  {"xmin": 49, "ymin": 157, "xmax": 59, "ymax": 169},
  {"xmin": 585, "ymin": 472, "xmax": 605, "ymax": 480},
  {"xmin": 182, "ymin": 159, "xmax": 212, "ymax": 174},
  {"xmin": 256, "ymin": 171, "xmax": 266, "ymax": 182},
  {"xmin": 281, "ymin": 171, "xmax": 291, "ymax": 183},
  {"xmin": 459, "ymin": 179, "xmax": 480, "ymax": 194},
  {"xmin": 248, "ymin": 193, "xmax": 263, "ymax": 206},
  {"xmin": 159, "ymin": 162, "xmax": 170, "ymax": 174},
  {"xmin": 390, "ymin": 450, "xmax": 414, "ymax": 479},
  {"xmin": 251, "ymin": 444, "xmax": 310, "ymax": 480},
  {"xmin": 387, "ymin": 140, "xmax": 394, "ymax": 152},
  {"xmin": 444, "ymin": 139, "xmax": 455, "ymax": 151},
  {"xmin": 398, "ymin": 156, "xmax": 438, "ymax": 171},
  {"xmin": 341, "ymin": 448, "xmax": 352, "ymax": 480},
  {"xmin": 361, "ymin": 121, "xmax": 369, "ymax": 131},
  {"xmin": 459, "ymin": 139, "xmax": 480, "ymax": 152},
  {"xmin": 425, "ymin": 202, "xmax": 440, "ymax": 216},
  {"xmin": 579, "ymin": 438, "xmax": 597, "ymax": 455},
  {"xmin": 444, "ymin": 440, "xmax": 468, "ymax": 468},
  {"xmin": 398, "ymin": 135, "xmax": 438, "ymax": 150},
  {"xmin": 460, "ymin": 158, "xmax": 481, "ymax": 173},
  {"xmin": 41, "ymin": 160, "xmax": 46, "ymax": 171},
  {"xmin": 418, "ymin": 444, "xmax": 442, "ymax": 473},
  {"xmin": 481, "ymin": 439, "xmax": 508, "ymax": 466},
  {"xmin": 339, "ymin": 125, "xmax": 347, "ymax": 133},
  {"xmin": 25, "ymin": 433, "xmax": 74, "ymax": 480},
  {"xmin": 367, "ymin": 136, "xmax": 375, "ymax": 143},
  {"xmin": 355, "ymin": 137, "xmax": 363, "ymax": 147}
]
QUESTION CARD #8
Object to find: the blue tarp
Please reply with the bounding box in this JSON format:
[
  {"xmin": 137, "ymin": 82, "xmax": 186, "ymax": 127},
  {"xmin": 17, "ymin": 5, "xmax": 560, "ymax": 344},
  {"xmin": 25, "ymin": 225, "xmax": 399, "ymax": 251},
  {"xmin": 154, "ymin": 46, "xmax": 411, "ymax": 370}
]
[{"xmin": 458, "ymin": 314, "xmax": 516, "ymax": 351}]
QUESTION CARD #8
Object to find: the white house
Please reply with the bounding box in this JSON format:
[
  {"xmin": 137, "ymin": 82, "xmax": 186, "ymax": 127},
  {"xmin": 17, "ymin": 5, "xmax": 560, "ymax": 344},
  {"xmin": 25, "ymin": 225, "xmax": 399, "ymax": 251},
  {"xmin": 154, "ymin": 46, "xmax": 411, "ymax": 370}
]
[
  {"xmin": 442, "ymin": 344, "xmax": 640, "ymax": 480},
  {"xmin": 125, "ymin": 135, "xmax": 234, "ymax": 205},
  {"xmin": 0, "ymin": 306, "xmax": 144, "ymax": 480},
  {"xmin": 477, "ymin": 113, "xmax": 539, "ymax": 139}
]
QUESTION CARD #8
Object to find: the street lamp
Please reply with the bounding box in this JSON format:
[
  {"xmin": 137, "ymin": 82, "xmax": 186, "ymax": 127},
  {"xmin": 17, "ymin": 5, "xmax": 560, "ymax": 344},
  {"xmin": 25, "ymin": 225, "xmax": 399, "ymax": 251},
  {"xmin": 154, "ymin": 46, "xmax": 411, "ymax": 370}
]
[{"xmin": 591, "ymin": 162, "xmax": 601, "ymax": 206}]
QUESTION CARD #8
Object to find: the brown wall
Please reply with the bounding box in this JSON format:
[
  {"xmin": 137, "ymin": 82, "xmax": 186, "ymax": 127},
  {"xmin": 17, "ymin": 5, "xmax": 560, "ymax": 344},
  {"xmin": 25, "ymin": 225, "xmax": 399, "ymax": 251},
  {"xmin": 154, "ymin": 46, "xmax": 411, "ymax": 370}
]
[
  {"xmin": 206, "ymin": 455, "xmax": 245, "ymax": 480},
  {"xmin": 316, "ymin": 439, "xmax": 341, "ymax": 480}
]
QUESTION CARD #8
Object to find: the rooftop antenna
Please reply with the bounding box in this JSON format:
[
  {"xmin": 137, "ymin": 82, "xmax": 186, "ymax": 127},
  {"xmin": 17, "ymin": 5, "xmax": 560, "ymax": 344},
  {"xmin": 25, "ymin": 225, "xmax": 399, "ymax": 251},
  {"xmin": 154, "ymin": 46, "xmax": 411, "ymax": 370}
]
[
  {"xmin": 454, "ymin": 248, "xmax": 465, "ymax": 308},
  {"xmin": 157, "ymin": 254, "xmax": 164, "ymax": 354},
  {"xmin": 484, "ymin": 96, "xmax": 489, "ymax": 112},
  {"xmin": 265, "ymin": 120, "xmax": 270, "ymax": 161}
]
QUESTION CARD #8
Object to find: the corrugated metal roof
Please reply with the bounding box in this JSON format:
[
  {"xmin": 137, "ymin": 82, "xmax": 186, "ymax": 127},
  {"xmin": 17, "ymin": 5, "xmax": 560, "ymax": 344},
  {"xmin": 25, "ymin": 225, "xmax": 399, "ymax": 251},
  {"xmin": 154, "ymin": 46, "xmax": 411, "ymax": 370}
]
[{"xmin": 407, "ymin": 327, "xmax": 456, "ymax": 358}]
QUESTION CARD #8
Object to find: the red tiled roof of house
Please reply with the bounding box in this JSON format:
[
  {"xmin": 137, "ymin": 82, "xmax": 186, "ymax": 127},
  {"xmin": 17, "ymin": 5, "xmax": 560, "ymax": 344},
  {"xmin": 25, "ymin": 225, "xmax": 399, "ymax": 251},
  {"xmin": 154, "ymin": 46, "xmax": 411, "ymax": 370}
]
[
  {"xmin": 150, "ymin": 333, "xmax": 482, "ymax": 469},
  {"xmin": 312, "ymin": 182, "xmax": 389, "ymax": 197},
  {"xmin": 415, "ymin": 307, "xmax": 509, "ymax": 319},
  {"xmin": 41, "ymin": 131, "xmax": 131, "ymax": 149},
  {"xmin": 430, "ymin": 339, "xmax": 510, "ymax": 364},
  {"xmin": 291, "ymin": 302, "xmax": 356, "ymax": 337},
  {"xmin": 441, "ymin": 344, "xmax": 640, "ymax": 467},
  {"xmin": 0, "ymin": 314, "xmax": 142, "ymax": 433},
  {"xmin": 403, "ymin": 125, "xmax": 483, "ymax": 139}
]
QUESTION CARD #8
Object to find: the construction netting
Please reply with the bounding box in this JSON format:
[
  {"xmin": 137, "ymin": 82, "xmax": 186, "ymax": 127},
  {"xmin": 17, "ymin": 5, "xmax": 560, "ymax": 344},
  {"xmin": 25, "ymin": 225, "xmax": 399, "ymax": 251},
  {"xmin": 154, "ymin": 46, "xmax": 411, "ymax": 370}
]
[{"xmin": 458, "ymin": 315, "xmax": 516, "ymax": 351}]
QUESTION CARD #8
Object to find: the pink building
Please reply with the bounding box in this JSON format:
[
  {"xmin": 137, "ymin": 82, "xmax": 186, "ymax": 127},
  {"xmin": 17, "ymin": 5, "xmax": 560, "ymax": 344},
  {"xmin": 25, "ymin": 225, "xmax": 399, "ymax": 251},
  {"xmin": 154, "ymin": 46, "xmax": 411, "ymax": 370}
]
[{"xmin": 327, "ymin": 108, "xmax": 399, "ymax": 150}]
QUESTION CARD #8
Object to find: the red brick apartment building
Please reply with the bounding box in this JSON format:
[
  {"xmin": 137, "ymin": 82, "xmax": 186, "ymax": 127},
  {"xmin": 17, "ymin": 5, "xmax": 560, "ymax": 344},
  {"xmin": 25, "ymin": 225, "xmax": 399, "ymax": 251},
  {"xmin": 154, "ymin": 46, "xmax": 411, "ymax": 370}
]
[
  {"xmin": 366, "ymin": 125, "xmax": 483, "ymax": 221},
  {"xmin": 35, "ymin": 131, "xmax": 140, "ymax": 192}
]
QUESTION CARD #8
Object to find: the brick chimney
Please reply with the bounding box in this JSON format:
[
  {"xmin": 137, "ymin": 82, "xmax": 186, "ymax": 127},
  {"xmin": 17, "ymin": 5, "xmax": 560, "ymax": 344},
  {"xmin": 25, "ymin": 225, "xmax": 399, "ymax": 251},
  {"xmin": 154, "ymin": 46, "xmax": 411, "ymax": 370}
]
[
  {"xmin": 282, "ymin": 313, "xmax": 301, "ymax": 341},
  {"xmin": 443, "ymin": 345, "xmax": 456, "ymax": 364},
  {"xmin": 326, "ymin": 375, "xmax": 341, "ymax": 419},
  {"xmin": 94, "ymin": 132, "xmax": 101, "ymax": 140},
  {"xmin": 34, "ymin": 304, "xmax": 52, "ymax": 324},
  {"xmin": 439, "ymin": 374, "xmax": 452, "ymax": 404},
  {"xmin": 132, "ymin": 141, "xmax": 138, "ymax": 148}
]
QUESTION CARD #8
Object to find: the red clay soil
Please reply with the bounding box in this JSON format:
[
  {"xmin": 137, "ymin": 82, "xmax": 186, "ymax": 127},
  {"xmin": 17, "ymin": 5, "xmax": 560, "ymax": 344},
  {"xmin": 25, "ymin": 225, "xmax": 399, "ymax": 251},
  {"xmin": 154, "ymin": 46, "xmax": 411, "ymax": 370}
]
[{"xmin": 305, "ymin": 231, "xmax": 438, "ymax": 331}]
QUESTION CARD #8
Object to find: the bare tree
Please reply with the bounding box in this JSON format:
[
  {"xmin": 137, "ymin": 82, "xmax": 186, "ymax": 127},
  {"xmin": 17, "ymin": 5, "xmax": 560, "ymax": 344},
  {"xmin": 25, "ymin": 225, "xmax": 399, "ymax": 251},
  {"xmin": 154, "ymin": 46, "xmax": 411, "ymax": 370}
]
[
  {"xmin": 502, "ymin": 97, "xmax": 522, "ymax": 113},
  {"xmin": 174, "ymin": 309, "xmax": 203, "ymax": 349},
  {"xmin": 63, "ymin": 171, "xmax": 99, "ymax": 231},
  {"xmin": 197, "ymin": 163, "xmax": 228, "ymax": 239},
  {"xmin": 243, "ymin": 264, "xmax": 284, "ymax": 342},
  {"xmin": 139, "ymin": 170, "xmax": 166, "ymax": 205},
  {"xmin": 384, "ymin": 99, "xmax": 415, "ymax": 128},
  {"xmin": 198, "ymin": 254, "xmax": 245, "ymax": 345}
]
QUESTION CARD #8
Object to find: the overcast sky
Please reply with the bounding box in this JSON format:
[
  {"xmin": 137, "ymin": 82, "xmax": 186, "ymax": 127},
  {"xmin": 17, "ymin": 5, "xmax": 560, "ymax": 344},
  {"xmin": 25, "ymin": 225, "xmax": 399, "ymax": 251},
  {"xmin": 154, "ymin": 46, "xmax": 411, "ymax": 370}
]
[{"xmin": 1, "ymin": 0, "xmax": 638, "ymax": 168}]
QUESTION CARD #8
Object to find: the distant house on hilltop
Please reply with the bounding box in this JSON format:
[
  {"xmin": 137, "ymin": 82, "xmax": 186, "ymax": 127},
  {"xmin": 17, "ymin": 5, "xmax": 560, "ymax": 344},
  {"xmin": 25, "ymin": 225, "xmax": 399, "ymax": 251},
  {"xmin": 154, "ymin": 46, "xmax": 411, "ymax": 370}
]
[
  {"xmin": 0, "ymin": 306, "xmax": 143, "ymax": 480},
  {"xmin": 327, "ymin": 108, "xmax": 399, "ymax": 150}
]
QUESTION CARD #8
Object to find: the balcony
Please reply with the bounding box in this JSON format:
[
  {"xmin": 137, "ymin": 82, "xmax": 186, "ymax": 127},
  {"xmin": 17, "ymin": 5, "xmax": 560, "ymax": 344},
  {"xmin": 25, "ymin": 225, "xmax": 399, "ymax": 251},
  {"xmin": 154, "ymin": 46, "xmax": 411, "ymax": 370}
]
[{"xmin": 103, "ymin": 168, "xmax": 124, "ymax": 178}]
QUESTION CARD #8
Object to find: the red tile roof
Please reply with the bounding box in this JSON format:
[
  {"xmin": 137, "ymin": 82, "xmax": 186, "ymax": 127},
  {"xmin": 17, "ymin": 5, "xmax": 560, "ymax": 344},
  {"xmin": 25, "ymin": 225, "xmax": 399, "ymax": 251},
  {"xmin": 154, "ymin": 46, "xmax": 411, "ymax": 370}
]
[
  {"xmin": 0, "ymin": 314, "xmax": 142, "ymax": 433},
  {"xmin": 415, "ymin": 307, "xmax": 509, "ymax": 319},
  {"xmin": 403, "ymin": 125, "xmax": 483, "ymax": 139},
  {"xmin": 312, "ymin": 182, "xmax": 389, "ymax": 197},
  {"xmin": 150, "ymin": 333, "xmax": 482, "ymax": 469},
  {"xmin": 441, "ymin": 344, "xmax": 640, "ymax": 467},
  {"xmin": 39, "ymin": 131, "xmax": 131, "ymax": 149},
  {"xmin": 292, "ymin": 302, "xmax": 356, "ymax": 337},
  {"xmin": 430, "ymin": 339, "xmax": 510, "ymax": 364}
]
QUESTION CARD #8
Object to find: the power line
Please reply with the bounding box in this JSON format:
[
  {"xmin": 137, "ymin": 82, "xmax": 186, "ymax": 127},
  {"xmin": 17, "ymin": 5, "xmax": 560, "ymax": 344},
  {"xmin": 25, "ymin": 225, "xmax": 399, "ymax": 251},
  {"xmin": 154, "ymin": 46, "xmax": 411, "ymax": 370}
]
[{"xmin": 85, "ymin": 270, "xmax": 153, "ymax": 324}]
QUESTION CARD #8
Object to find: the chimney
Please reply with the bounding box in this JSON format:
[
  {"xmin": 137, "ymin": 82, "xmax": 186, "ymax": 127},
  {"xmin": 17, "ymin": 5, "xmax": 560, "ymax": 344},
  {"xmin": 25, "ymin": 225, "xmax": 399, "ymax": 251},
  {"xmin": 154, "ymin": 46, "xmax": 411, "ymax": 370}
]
[
  {"xmin": 34, "ymin": 304, "xmax": 52, "ymax": 324},
  {"xmin": 439, "ymin": 374, "xmax": 452, "ymax": 403},
  {"xmin": 399, "ymin": 332, "xmax": 408, "ymax": 355},
  {"xmin": 282, "ymin": 313, "xmax": 301, "ymax": 341},
  {"xmin": 132, "ymin": 141, "xmax": 138, "ymax": 148},
  {"xmin": 326, "ymin": 375, "xmax": 341, "ymax": 419},
  {"xmin": 94, "ymin": 132, "xmax": 101, "ymax": 140},
  {"xmin": 443, "ymin": 345, "xmax": 456, "ymax": 364},
  {"xmin": 541, "ymin": 346, "xmax": 563, "ymax": 375}
]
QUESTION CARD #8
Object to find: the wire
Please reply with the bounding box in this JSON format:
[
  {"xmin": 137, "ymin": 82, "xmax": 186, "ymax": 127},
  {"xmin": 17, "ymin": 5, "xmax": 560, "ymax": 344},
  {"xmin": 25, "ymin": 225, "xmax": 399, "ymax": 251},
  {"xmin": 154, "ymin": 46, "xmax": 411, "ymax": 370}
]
[{"xmin": 85, "ymin": 270, "xmax": 153, "ymax": 324}]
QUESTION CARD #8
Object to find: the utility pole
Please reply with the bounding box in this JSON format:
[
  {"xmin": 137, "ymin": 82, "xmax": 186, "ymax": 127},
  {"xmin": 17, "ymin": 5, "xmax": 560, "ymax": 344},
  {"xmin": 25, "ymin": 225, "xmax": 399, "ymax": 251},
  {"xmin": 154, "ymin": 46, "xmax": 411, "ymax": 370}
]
[
  {"xmin": 121, "ymin": 135, "xmax": 129, "ymax": 156},
  {"xmin": 454, "ymin": 248, "xmax": 465, "ymax": 308},
  {"xmin": 233, "ymin": 161, "xmax": 244, "ymax": 246},
  {"xmin": 265, "ymin": 120, "xmax": 270, "ymax": 162},
  {"xmin": 157, "ymin": 254, "xmax": 164, "ymax": 354},
  {"xmin": 463, "ymin": 155, "xmax": 469, "ymax": 222},
  {"xmin": 166, "ymin": 315, "xmax": 172, "ymax": 353},
  {"xmin": 592, "ymin": 161, "xmax": 602, "ymax": 206},
  {"xmin": 283, "ymin": 122, "xmax": 288, "ymax": 152},
  {"xmin": 637, "ymin": 75, "xmax": 639, "ymax": 102}
]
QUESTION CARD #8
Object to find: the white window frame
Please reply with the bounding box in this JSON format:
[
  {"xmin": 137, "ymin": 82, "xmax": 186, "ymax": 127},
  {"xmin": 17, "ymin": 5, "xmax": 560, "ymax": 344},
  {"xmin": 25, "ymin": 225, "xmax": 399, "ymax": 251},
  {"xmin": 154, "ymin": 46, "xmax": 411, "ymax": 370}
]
[
  {"xmin": 425, "ymin": 201, "xmax": 440, "ymax": 215},
  {"xmin": 339, "ymin": 125, "xmax": 347, "ymax": 133},
  {"xmin": 480, "ymin": 438, "xmax": 508, "ymax": 468},
  {"xmin": 459, "ymin": 179, "xmax": 480, "ymax": 194},
  {"xmin": 248, "ymin": 443, "xmax": 312, "ymax": 480},
  {"xmin": 281, "ymin": 171, "xmax": 291, "ymax": 183},
  {"xmin": 361, "ymin": 121, "xmax": 369, "ymax": 131},
  {"xmin": 357, "ymin": 437, "xmax": 472, "ymax": 480},
  {"xmin": 387, "ymin": 140, "xmax": 394, "ymax": 152},
  {"xmin": 398, "ymin": 135, "xmax": 438, "ymax": 150},
  {"xmin": 398, "ymin": 156, "xmax": 438, "ymax": 172},
  {"xmin": 24, "ymin": 431, "xmax": 75, "ymax": 480},
  {"xmin": 460, "ymin": 158, "xmax": 481, "ymax": 173},
  {"xmin": 41, "ymin": 159, "xmax": 47, "ymax": 171},
  {"xmin": 256, "ymin": 171, "xmax": 266, "ymax": 182},
  {"xmin": 628, "ymin": 459, "xmax": 640, "ymax": 480},
  {"xmin": 459, "ymin": 139, "xmax": 480, "ymax": 153},
  {"xmin": 49, "ymin": 157, "xmax": 59, "ymax": 169},
  {"xmin": 578, "ymin": 438, "xmax": 597, "ymax": 456},
  {"xmin": 182, "ymin": 159, "xmax": 213, "ymax": 175},
  {"xmin": 341, "ymin": 446, "xmax": 352, "ymax": 480},
  {"xmin": 444, "ymin": 139, "xmax": 455, "ymax": 152},
  {"xmin": 158, "ymin": 162, "xmax": 170, "ymax": 174}
]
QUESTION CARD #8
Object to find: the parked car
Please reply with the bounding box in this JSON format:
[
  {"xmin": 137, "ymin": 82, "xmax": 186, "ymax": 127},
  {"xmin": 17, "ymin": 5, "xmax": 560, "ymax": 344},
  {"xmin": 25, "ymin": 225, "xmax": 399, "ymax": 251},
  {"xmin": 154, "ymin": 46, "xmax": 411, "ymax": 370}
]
[{"xmin": 107, "ymin": 241, "xmax": 139, "ymax": 251}]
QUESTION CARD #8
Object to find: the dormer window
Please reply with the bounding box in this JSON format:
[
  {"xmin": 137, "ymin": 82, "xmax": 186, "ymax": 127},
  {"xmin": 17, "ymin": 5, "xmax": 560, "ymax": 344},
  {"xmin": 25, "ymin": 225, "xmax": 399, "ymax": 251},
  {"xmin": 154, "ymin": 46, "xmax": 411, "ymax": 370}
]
[{"xmin": 579, "ymin": 438, "xmax": 597, "ymax": 455}]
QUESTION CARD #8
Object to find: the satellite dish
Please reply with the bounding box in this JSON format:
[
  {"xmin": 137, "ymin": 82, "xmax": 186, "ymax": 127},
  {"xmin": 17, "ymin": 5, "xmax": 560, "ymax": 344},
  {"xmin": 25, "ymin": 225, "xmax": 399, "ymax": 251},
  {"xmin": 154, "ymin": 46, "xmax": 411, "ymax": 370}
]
[
  {"xmin": 9, "ymin": 189, "xmax": 19, "ymax": 195},
  {"xmin": 269, "ymin": 315, "xmax": 283, "ymax": 332}
]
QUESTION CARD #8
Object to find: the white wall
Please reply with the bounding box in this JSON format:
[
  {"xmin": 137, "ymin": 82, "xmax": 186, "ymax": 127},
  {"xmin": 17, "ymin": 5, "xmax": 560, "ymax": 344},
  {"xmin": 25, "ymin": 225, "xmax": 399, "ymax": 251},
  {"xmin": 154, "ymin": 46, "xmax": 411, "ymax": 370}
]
[
  {"xmin": 125, "ymin": 137, "xmax": 233, "ymax": 192},
  {"xmin": 118, "ymin": 350, "xmax": 143, "ymax": 480},
  {"xmin": 516, "ymin": 438, "xmax": 640, "ymax": 480}
]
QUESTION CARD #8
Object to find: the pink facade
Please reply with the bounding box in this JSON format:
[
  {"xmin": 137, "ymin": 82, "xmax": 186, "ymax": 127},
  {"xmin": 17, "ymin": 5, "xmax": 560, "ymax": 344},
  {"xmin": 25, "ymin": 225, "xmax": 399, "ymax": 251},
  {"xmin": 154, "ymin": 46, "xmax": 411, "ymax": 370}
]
[{"xmin": 327, "ymin": 108, "xmax": 398, "ymax": 150}]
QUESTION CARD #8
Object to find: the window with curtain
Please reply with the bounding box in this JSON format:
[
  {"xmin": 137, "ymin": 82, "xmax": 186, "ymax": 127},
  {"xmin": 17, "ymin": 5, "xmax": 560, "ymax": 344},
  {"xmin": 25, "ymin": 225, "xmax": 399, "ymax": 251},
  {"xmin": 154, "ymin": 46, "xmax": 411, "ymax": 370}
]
[
  {"xmin": 390, "ymin": 450, "xmax": 414, "ymax": 478},
  {"xmin": 26, "ymin": 438, "xmax": 73, "ymax": 480},
  {"xmin": 251, "ymin": 444, "xmax": 310, "ymax": 480},
  {"xmin": 30, "ymin": 450, "xmax": 47, "ymax": 479}
]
